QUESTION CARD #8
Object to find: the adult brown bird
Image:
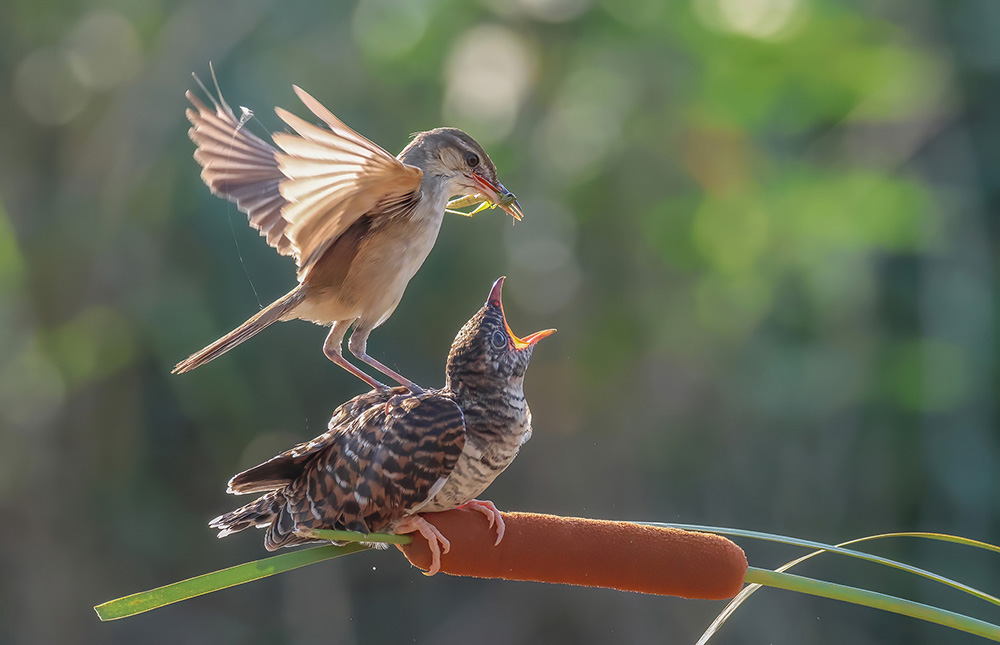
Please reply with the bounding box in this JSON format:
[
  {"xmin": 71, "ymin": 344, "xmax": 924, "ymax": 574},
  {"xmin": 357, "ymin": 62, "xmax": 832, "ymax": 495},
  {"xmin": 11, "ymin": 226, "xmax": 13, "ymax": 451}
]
[
  {"xmin": 172, "ymin": 74, "xmax": 523, "ymax": 392},
  {"xmin": 209, "ymin": 277, "xmax": 554, "ymax": 574}
]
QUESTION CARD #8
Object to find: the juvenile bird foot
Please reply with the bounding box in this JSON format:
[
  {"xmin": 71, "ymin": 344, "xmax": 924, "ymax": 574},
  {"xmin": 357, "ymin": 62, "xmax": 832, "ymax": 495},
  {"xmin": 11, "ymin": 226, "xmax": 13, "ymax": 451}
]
[
  {"xmin": 394, "ymin": 515, "xmax": 451, "ymax": 575},
  {"xmin": 457, "ymin": 499, "xmax": 505, "ymax": 545}
]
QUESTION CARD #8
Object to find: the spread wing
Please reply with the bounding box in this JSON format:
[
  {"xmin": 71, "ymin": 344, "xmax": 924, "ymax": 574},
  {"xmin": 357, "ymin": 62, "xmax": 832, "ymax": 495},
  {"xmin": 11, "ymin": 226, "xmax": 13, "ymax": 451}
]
[
  {"xmin": 186, "ymin": 82, "xmax": 423, "ymax": 275},
  {"xmin": 274, "ymin": 86, "xmax": 424, "ymax": 276},
  {"xmin": 185, "ymin": 89, "xmax": 293, "ymax": 255}
]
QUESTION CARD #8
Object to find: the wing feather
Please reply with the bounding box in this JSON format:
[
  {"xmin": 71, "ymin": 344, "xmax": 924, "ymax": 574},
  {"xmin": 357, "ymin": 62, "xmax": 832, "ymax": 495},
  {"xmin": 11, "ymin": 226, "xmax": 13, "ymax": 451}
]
[
  {"xmin": 225, "ymin": 389, "xmax": 396, "ymax": 495},
  {"xmin": 185, "ymin": 90, "xmax": 295, "ymax": 256},
  {"xmin": 280, "ymin": 393, "xmax": 466, "ymax": 538},
  {"xmin": 186, "ymin": 82, "xmax": 422, "ymax": 271},
  {"xmin": 273, "ymin": 86, "xmax": 423, "ymax": 276}
]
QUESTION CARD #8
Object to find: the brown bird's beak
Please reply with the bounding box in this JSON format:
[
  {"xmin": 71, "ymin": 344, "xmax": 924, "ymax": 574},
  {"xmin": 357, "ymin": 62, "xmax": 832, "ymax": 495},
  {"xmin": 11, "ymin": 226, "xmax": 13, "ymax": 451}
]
[
  {"xmin": 488, "ymin": 277, "xmax": 556, "ymax": 350},
  {"xmin": 461, "ymin": 174, "xmax": 524, "ymax": 222}
]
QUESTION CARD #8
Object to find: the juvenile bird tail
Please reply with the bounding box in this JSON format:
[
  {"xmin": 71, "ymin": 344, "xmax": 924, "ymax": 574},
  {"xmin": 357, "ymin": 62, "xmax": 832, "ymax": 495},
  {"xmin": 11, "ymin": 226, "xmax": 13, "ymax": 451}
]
[
  {"xmin": 209, "ymin": 490, "xmax": 284, "ymax": 538},
  {"xmin": 173, "ymin": 286, "xmax": 305, "ymax": 373},
  {"xmin": 210, "ymin": 489, "xmax": 319, "ymax": 551}
]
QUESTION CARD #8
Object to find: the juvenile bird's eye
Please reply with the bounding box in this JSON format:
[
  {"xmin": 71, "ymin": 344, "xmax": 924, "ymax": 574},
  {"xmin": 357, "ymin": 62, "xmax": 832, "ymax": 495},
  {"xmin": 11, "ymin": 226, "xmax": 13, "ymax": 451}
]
[
  {"xmin": 465, "ymin": 153, "xmax": 480, "ymax": 168},
  {"xmin": 490, "ymin": 329, "xmax": 507, "ymax": 350}
]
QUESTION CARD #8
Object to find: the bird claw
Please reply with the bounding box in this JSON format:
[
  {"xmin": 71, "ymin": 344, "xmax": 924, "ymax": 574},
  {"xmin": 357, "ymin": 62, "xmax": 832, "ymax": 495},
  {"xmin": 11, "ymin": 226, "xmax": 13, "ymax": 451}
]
[
  {"xmin": 395, "ymin": 515, "xmax": 451, "ymax": 575},
  {"xmin": 384, "ymin": 387, "xmax": 427, "ymax": 416},
  {"xmin": 458, "ymin": 499, "xmax": 505, "ymax": 546},
  {"xmin": 384, "ymin": 393, "xmax": 408, "ymax": 415}
]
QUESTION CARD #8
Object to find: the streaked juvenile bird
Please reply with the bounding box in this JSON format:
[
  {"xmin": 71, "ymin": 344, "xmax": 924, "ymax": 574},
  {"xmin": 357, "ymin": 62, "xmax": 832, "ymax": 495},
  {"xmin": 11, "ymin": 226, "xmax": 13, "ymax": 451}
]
[
  {"xmin": 173, "ymin": 72, "xmax": 523, "ymax": 392},
  {"xmin": 210, "ymin": 277, "xmax": 554, "ymax": 574}
]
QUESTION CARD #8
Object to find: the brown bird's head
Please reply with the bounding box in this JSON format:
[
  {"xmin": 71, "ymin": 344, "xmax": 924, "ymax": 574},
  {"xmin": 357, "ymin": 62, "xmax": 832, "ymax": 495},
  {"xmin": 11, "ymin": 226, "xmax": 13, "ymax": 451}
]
[
  {"xmin": 400, "ymin": 128, "xmax": 523, "ymax": 221},
  {"xmin": 445, "ymin": 277, "xmax": 555, "ymax": 395}
]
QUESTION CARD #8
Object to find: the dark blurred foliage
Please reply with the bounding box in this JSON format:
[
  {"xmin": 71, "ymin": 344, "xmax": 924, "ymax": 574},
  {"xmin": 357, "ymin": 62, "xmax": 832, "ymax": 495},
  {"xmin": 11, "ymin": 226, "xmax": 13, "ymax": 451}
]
[{"xmin": 1, "ymin": 0, "xmax": 999, "ymax": 642}]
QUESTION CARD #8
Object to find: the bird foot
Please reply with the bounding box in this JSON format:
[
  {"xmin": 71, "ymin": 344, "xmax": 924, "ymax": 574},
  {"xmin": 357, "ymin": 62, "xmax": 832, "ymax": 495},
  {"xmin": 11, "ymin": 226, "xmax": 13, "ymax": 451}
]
[
  {"xmin": 377, "ymin": 380, "xmax": 422, "ymax": 406},
  {"xmin": 384, "ymin": 391, "xmax": 422, "ymax": 416},
  {"xmin": 347, "ymin": 346, "xmax": 424, "ymax": 395},
  {"xmin": 457, "ymin": 499, "xmax": 505, "ymax": 545},
  {"xmin": 394, "ymin": 515, "xmax": 451, "ymax": 576},
  {"xmin": 386, "ymin": 375, "xmax": 424, "ymax": 396}
]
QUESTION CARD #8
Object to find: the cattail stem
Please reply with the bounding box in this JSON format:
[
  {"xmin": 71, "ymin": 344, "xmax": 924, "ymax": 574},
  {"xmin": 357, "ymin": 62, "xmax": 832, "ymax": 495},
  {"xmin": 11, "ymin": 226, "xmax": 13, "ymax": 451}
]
[{"xmin": 399, "ymin": 509, "xmax": 747, "ymax": 600}]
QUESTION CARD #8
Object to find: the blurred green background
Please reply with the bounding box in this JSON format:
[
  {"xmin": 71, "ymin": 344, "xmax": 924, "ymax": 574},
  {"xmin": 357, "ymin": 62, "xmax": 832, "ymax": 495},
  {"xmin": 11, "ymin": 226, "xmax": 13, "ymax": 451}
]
[{"xmin": 2, "ymin": 0, "xmax": 998, "ymax": 642}]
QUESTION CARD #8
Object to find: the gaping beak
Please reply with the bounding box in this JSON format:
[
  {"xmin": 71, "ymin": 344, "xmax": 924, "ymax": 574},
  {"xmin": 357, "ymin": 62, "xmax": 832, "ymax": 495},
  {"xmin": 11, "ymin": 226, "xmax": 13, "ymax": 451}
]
[
  {"xmin": 466, "ymin": 174, "xmax": 524, "ymax": 222},
  {"xmin": 488, "ymin": 277, "xmax": 556, "ymax": 350}
]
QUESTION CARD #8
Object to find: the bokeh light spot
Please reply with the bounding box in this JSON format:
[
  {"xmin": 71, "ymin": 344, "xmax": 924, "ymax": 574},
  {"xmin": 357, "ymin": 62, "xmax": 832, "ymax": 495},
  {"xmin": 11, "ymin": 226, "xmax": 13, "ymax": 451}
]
[
  {"xmin": 45, "ymin": 307, "xmax": 137, "ymax": 387},
  {"xmin": 505, "ymin": 201, "xmax": 581, "ymax": 315},
  {"xmin": 67, "ymin": 10, "xmax": 142, "ymax": 90},
  {"xmin": 694, "ymin": 0, "xmax": 807, "ymax": 41},
  {"xmin": 507, "ymin": 261, "xmax": 584, "ymax": 317},
  {"xmin": 352, "ymin": 0, "xmax": 430, "ymax": 61},
  {"xmin": 0, "ymin": 339, "xmax": 66, "ymax": 432},
  {"xmin": 692, "ymin": 197, "xmax": 770, "ymax": 274},
  {"xmin": 444, "ymin": 25, "xmax": 538, "ymax": 143},
  {"xmin": 14, "ymin": 47, "xmax": 91, "ymax": 125},
  {"xmin": 848, "ymin": 46, "xmax": 949, "ymax": 122},
  {"xmin": 513, "ymin": 0, "xmax": 591, "ymax": 22},
  {"xmin": 539, "ymin": 63, "xmax": 636, "ymax": 179}
]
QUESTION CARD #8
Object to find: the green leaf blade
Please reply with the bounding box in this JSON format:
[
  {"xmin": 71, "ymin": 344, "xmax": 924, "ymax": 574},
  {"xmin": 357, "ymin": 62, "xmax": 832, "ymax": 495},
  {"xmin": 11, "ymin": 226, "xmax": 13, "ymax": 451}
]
[
  {"xmin": 94, "ymin": 543, "xmax": 368, "ymax": 621},
  {"xmin": 744, "ymin": 567, "xmax": 1000, "ymax": 642}
]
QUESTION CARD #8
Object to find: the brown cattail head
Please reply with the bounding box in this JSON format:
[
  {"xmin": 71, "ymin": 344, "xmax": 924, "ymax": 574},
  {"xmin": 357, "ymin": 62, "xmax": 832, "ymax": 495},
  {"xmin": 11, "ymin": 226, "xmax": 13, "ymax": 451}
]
[{"xmin": 399, "ymin": 509, "xmax": 748, "ymax": 600}]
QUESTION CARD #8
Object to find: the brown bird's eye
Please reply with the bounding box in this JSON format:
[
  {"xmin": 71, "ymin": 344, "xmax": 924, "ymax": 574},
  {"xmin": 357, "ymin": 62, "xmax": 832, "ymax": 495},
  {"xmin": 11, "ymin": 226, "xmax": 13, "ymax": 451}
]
[
  {"xmin": 490, "ymin": 330, "xmax": 507, "ymax": 350},
  {"xmin": 465, "ymin": 153, "xmax": 480, "ymax": 168}
]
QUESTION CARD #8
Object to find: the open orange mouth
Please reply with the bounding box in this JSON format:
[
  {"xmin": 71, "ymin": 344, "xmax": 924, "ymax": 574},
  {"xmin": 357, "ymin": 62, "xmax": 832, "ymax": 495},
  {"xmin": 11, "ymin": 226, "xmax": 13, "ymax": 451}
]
[{"xmin": 488, "ymin": 277, "xmax": 556, "ymax": 350}]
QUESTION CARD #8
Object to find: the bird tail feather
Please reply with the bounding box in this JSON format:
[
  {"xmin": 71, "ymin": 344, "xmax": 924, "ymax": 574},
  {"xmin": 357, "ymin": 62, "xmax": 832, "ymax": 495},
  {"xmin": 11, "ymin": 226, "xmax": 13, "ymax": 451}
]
[
  {"xmin": 227, "ymin": 454, "xmax": 302, "ymax": 495},
  {"xmin": 210, "ymin": 489, "xmax": 319, "ymax": 551},
  {"xmin": 209, "ymin": 490, "xmax": 284, "ymax": 538},
  {"xmin": 172, "ymin": 286, "xmax": 305, "ymax": 373}
]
